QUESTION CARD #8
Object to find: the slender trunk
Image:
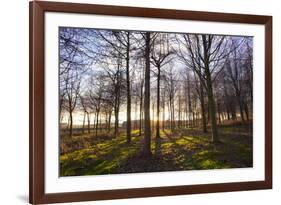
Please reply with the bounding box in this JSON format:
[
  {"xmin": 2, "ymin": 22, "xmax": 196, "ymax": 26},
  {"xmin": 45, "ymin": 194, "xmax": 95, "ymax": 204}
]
[
  {"xmin": 95, "ymin": 109, "xmax": 99, "ymax": 137},
  {"xmin": 199, "ymin": 82, "xmax": 207, "ymax": 132},
  {"xmin": 134, "ymin": 97, "xmax": 138, "ymax": 130},
  {"xmin": 126, "ymin": 32, "xmax": 131, "ymax": 143},
  {"xmin": 92, "ymin": 113, "xmax": 96, "ymax": 133},
  {"xmin": 178, "ymin": 90, "xmax": 181, "ymax": 128},
  {"xmin": 169, "ymin": 98, "xmax": 172, "ymax": 130},
  {"xmin": 217, "ymin": 101, "xmax": 221, "ymax": 124},
  {"xmin": 114, "ymin": 111, "xmax": 119, "ymax": 138},
  {"xmin": 162, "ymin": 90, "xmax": 165, "ymax": 131},
  {"xmin": 187, "ymin": 75, "xmax": 192, "ymax": 128},
  {"xmin": 139, "ymin": 95, "xmax": 142, "ymax": 136},
  {"xmin": 171, "ymin": 93, "xmax": 175, "ymax": 132},
  {"xmin": 87, "ymin": 112, "xmax": 90, "ymax": 134},
  {"xmin": 108, "ymin": 110, "xmax": 111, "ymax": 133},
  {"xmin": 238, "ymin": 95, "xmax": 245, "ymax": 122},
  {"xmin": 192, "ymin": 113, "xmax": 194, "ymax": 127},
  {"xmin": 82, "ymin": 111, "xmax": 86, "ymax": 134},
  {"xmin": 143, "ymin": 32, "xmax": 152, "ymax": 156},
  {"xmin": 114, "ymin": 105, "xmax": 119, "ymax": 138},
  {"xmin": 156, "ymin": 67, "xmax": 161, "ymax": 139},
  {"xmin": 69, "ymin": 111, "xmax": 73, "ymax": 137},
  {"xmin": 152, "ymin": 102, "xmax": 155, "ymax": 131},
  {"xmin": 139, "ymin": 80, "xmax": 143, "ymax": 136}
]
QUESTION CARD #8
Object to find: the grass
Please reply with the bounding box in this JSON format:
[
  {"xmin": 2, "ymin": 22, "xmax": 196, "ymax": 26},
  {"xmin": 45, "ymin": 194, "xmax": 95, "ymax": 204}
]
[{"xmin": 60, "ymin": 121, "xmax": 253, "ymax": 176}]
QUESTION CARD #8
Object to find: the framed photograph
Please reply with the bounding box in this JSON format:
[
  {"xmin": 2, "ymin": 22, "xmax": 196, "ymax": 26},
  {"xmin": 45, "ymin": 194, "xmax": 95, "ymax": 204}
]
[{"xmin": 29, "ymin": 1, "xmax": 272, "ymax": 204}]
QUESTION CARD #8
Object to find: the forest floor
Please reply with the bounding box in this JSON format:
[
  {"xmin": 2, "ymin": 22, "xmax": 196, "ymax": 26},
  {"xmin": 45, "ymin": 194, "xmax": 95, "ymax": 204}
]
[{"xmin": 60, "ymin": 121, "xmax": 253, "ymax": 176}]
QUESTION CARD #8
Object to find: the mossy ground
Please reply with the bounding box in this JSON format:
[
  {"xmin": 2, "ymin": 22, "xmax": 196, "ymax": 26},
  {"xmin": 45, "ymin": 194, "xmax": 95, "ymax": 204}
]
[{"xmin": 60, "ymin": 121, "xmax": 253, "ymax": 176}]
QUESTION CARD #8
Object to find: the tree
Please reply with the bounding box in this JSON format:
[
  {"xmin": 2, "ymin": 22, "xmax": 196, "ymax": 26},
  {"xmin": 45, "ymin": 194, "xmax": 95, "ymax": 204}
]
[
  {"xmin": 224, "ymin": 38, "xmax": 249, "ymax": 122},
  {"xmin": 133, "ymin": 64, "xmax": 145, "ymax": 136},
  {"xmin": 150, "ymin": 34, "xmax": 173, "ymax": 142},
  {"xmin": 142, "ymin": 32, "xmax": 152, "ymax": 156},
  {"xmin": 59, "ymin": 28, "xmax": 91, "ymax": 137},
  {"xmin": 88, "ymin": 74, "xmax": 104, "ymax": 136},
  {"xmin": 193, "ymin": 72, "xmax": 207, "ymax": 132},
  {"xmin": 176, "ymin": 34, "xmax": 233, "ymax": 142},
  {"xmin": 79, "ymin": 94, "xmax": 91, "ymax": 134},
  {"xmin": 96, "ymin": 30, "xmax": 134, "ymax": 143},
  {"xmin": 64, "ymin": 72, "xmax": 81, "ymax": 137},
  {"xmin": 164, "ymin": 64, "xmax": 177, "ymax": 132}
]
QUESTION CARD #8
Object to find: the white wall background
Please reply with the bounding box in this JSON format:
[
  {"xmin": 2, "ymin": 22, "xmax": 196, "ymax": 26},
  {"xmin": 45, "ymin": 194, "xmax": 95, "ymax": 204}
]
[{"xmin": 0, "ymin": 0, "xmax": 279, "ymax": 204}]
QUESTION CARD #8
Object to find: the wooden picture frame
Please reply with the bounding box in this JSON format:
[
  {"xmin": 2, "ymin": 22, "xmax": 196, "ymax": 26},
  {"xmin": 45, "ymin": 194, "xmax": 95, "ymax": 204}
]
[{"xmin": 29, "ymin": 1, "xmax": 272, "ymax": 204}]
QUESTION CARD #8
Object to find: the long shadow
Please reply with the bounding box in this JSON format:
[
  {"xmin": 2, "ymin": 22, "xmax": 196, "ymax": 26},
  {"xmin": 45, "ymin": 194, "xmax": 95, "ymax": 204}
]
[
  {"xmin": 60, "ymin": 123, "xmax": 253, "ymax": 176},
  {"xmin": 60, "ymin": 135, "xmax": 143, "ymax": 176},
  {"xmin": 161, "ymin": 126, "xmax": 252, "ymax": 170}
]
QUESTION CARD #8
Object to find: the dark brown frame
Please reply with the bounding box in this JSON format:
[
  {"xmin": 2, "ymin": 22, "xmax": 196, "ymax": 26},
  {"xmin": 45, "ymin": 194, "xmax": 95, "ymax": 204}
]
[{"xmin": 29, "ymin": 1, "xmax": 272, "ymax": 204}]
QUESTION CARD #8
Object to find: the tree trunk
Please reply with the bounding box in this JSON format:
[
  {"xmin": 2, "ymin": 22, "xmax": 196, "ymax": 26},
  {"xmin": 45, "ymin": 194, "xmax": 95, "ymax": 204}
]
[
  {"xmin": 178, "ymin": 90, "xmax": 181, "ymax": 128},
  {"xmin": 199, "ymin": 82, "xmax": 207, "ymax": 132},
  {"xmin": 139, "ymin": 93, "xmax": 143, "ymax": 136},
  {"xmin": 232, "ymin": 88, "xmax": 244, "ymax": 123},
  {"xmin": 108, "ymin": 110, "xmax": 111, "ymax": 133},
  {"xmin": 187, "ymin": 74, "xmax": 192, "ymax": 128},
  {"xmin": 201, "ymin": 35, "xmax": 219, "ymax": 142},
  {"xmin": 152, "ymin": 102, "xmax": 155, "ymax": 131},
  {"xmin": 69, "ymin": 111, "xmax": 73, "ymax": 137},
  {"xmin": 217, "ymin": 101, "xmax": 221, "ymax": 124},
  {"xmin": 114, "ymin": 105, "xmax": 119, "ymax": 138},
  {"xmin": 162, "ymin": 89, "xmax": 165, "ymax": 131},
  {"xmin": 156, "ymin": 66, "xmax": 161, "ymax": 139},
  {"xmin": 168, "ymin": 99, "xmax": 172, "ymax": 130},
  {"xmin": 82, "ymin": 111, "xmax": 86, "ymax": 134},
  {"xmin": 126, "ymin": 32, "xmax": 131, "ymax": 143},
  {"xmin": 87, "ymin": 112, "xmax": 90, "ymax": 134},
  {"xmin": 95, "ymin": 110, "xmax": 99, "ymax": 137},
  {"xmin": 206, "ymin": 76, "xmax": 219, "ymax": 142},
  {"xmin": 171, "ymin": 93, "xmax": 175, "ymax": 132},
  {"xmin": 143, "ymin": 32, "xmax": 152, "ymax": 156}
]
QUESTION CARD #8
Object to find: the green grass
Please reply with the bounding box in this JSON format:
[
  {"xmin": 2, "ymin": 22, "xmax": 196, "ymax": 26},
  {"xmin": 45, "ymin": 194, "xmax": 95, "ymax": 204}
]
[{"xmin": 60, "ymin": 122, "xmax": 253, "ymax": 176}]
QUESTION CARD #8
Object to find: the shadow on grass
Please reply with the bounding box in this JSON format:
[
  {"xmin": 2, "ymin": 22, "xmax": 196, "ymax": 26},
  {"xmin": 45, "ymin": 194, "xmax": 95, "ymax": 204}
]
[
  {"xmin": 60, "ymin": 135, "xmax": 142, "ymax": 176},
  {"xmin": 60, "ymin": 123, "xmax": 253, "ymax": 176}
]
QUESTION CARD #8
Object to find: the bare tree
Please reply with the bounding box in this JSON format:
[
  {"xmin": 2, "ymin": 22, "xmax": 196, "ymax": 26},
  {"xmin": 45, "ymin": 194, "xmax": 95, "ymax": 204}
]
[
  {"xmin": 79, "ymin": 94, "xmax": 91, "ymax": 134},
  {"xmin": 176, "ymin": 34, "xmax": 234, "ymax": 142},
  {"xmin": 150, "ymin": 34, "xmax": 173, "ymax": 143},
  {"xmin": 64, "ymin": 72, "xmax": 81, "ymax": 137},
  {"xmin": 142, "ymin": 32, "xmax": 152, "ymax": 156}
]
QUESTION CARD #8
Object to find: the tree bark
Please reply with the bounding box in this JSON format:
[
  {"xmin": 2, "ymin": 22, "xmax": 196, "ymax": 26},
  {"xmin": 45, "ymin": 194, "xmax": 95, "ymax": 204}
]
[
  {"xmin": 178, "ymin": 90, "xmax": 181, "ymax": 128},
  {"xmin": 139, "ymin": 86, "xmax": 143, "ymax": 136},
  {"xmin": 199, "ymin": 83, "xmax": 207, "ymax": 132},
  {"xmin": 206, "ymin": 73, "xmax": 219, "ymax": 142},
  {"xmin": 114, "ymin": 103, "xmax": 119, "ymax": 138},
  {"xmin": 95, "ymin": 109, "xmax": 99, "ymax": 137},
  {"xmin": 82, "ymin": 111, "xmax": 86, "ymax": 134},
  {"xmin": 108, "ymin": 110, "xmax": 112, "ymax": 133},
  {"xmin": 156, "ymin": 66, "xmax": 161, "ymax": 139},
  {"xmin": 162, "ymin": 90, "xmax": 166, "ymax": 131},
  {"xmin": 69, "ymin": 111, "xmax": 73, "ymax": 137},
  {"xmin": 126, "ymin": 32, "xmax": 131, "ymax": 143},
  {"xmin": 87, "ymin": 112, "xmax": 90, "ymax": 134},
  {"xmin": 143, "ymin": 32, "xmax": 152, "ymax": 156}
]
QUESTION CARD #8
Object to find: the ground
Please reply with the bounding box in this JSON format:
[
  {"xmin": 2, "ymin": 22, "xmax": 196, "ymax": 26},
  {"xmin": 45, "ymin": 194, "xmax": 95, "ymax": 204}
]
[{"xmin": 60, "ymin": 121, "xmax": 253, "ymax": 176}]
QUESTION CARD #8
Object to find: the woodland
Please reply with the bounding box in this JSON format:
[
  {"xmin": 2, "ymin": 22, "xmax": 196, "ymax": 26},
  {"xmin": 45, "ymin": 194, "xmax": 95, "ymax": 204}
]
[{"xmin": 59, "ymin": 28, "xmax": 253, "ymax": 176}]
